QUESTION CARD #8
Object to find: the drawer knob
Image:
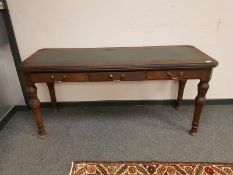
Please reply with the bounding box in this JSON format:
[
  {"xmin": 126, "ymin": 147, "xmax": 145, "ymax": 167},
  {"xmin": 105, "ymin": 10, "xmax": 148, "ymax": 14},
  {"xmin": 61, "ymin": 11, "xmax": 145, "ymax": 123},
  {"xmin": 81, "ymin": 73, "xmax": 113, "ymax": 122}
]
[
  {"xmin": 109, "ymin": 74, "xmax": 114, "ymax": 78},
  {"xmin": 51, "ymin": 75, "xmax": 55, "ymax": 79},
  {"xmin": 167, "ymin": 72, "xmax": 184, "ymax": 80},
  {"xmin": 120, "ymin": 74, "xmax": 125, "ymax": 79},
  {"xmin": 109, "ymin": 74, "xmax": 121, "ymax": 82},
  {"xmin": 63, "ymin": 75, "xmax": 67, "ymax": 79}
]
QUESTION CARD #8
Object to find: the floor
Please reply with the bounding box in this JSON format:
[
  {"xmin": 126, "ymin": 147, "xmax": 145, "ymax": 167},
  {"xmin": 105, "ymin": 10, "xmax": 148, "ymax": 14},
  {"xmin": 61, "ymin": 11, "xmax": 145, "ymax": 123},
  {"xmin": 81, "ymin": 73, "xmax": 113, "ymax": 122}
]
[{"xmin": 0, "ymin": 105, "xmax": 232, "ymax": 175}]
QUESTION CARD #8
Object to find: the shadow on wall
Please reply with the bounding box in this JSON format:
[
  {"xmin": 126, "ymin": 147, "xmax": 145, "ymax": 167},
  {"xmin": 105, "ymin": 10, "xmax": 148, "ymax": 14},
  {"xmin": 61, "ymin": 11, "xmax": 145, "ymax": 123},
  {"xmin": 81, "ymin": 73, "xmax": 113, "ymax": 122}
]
[{"xmin": 0, "ymin": 13, "xmax": 8, "ymax": 45}]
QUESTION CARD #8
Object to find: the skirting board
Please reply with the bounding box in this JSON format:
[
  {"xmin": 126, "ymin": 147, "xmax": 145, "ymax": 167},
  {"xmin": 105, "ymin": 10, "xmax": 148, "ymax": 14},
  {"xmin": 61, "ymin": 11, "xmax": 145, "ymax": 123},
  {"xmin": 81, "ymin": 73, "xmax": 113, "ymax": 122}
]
[
  {"xmin": 0, "ymin": 106, "xmax": 17, "ymax": 131},
  {"xmin": 12, "ymin": 98, "xmax": 233, "ymax": 111},
  {"xmin": 1, "ymin": 99, "xmax": 233, "ymax": 131}
]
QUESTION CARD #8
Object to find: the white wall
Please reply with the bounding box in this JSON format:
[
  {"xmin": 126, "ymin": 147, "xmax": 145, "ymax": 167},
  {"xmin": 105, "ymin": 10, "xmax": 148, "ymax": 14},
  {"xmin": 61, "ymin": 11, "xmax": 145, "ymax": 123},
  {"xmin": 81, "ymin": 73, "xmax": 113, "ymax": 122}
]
[{"xmin": 7, "ymin": 0, "xmax": 233, "ymax": 102}]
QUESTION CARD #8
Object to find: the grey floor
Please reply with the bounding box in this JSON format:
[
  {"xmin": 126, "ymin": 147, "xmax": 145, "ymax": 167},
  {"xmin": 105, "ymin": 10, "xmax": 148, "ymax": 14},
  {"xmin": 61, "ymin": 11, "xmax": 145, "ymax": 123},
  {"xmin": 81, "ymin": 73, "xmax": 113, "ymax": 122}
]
[{"xmin": 0, "ymin": 104, "xmax": 233, "ymax": 175}]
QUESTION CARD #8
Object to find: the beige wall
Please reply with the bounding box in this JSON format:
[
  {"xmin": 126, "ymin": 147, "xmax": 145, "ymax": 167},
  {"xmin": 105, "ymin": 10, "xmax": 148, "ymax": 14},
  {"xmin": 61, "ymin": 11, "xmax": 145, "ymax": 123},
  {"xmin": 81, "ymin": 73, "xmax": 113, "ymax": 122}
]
[{"xmin": 7, "ymin": 0, "xmax": 233, "ymax": 102}]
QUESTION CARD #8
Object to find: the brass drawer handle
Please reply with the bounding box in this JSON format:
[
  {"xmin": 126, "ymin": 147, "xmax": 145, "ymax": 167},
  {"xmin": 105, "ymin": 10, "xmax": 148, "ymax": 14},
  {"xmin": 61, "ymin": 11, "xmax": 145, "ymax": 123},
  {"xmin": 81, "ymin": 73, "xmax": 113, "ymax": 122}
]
[
  {"xmin": 50, "ymin": 75, "xmax": 66, "ymax": 83},
  {"xmin": 50, "ymin": 75, "xmax": 61, "ymax": 83},
  {"xmin": 167, "ymin": 72, "xmax": 184, "ymax": 80},
  {"xmin": 109, "ymin": 74, "xmax": 125, "ymax": 81}
]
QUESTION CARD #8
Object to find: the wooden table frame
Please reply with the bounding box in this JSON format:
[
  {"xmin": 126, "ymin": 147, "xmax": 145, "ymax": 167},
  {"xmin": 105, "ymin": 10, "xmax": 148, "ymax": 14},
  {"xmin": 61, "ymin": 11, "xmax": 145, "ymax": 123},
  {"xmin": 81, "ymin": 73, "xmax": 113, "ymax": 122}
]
[{"xmin": 20, "ymin": 46, "xmax": 218, "ymax": 138}]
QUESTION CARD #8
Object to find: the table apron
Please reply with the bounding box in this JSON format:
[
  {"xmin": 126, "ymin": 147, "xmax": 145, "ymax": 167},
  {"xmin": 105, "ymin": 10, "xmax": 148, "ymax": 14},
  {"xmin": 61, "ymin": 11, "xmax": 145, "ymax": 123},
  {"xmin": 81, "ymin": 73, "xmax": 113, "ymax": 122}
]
[
  {"xmin": 147, "ymin": 69, "xmax": 212, "ymax": 81},
  {"xmin": 29, "ymin": 69, "xmax": 212, "ymax": 83}
]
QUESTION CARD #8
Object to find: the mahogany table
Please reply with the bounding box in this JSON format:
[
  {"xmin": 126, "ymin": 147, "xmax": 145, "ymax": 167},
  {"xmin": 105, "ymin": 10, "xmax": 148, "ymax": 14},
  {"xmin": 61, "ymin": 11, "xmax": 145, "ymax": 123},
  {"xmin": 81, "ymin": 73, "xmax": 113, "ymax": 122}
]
[{"xmin": 19, "ymin": 45, "xmax": 218, "ymax": 138}]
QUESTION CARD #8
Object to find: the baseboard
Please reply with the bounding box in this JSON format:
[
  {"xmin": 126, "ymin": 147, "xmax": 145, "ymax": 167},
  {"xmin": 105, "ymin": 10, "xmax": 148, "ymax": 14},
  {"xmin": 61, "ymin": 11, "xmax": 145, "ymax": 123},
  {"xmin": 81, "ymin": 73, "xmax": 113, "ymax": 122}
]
[
  {"xmin": 43, "ymin": 99, "xmax": 233, "ymax": 107},
  {"xmin": 0, "ymin": 106, "xmax": 17, "ymax": 131},
  {"xmin": 203, "ymin": 99, "xmax": 233, "ymax": 105},
  {"xmin": 15, "ymin": 105, "xmax": 29, "ymax": 111},
  {"xmin": 1, "ymin": 99, "xmax": 232, "ymax": 132},
  {"xmin": 15, "ymin": 99, "xmax": 233, "ymax": 111},
  {"xmin": 41, "ymin": 99, "xmax": 180, "ymax": 108}
]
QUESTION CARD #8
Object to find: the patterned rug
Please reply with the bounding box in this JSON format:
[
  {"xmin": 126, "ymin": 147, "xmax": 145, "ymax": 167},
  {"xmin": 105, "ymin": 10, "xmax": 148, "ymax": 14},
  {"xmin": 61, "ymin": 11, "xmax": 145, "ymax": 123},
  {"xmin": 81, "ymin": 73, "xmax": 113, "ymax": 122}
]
[{"xmin": 69, "ymin": 161, "xmax": 233, "ymax": 175}]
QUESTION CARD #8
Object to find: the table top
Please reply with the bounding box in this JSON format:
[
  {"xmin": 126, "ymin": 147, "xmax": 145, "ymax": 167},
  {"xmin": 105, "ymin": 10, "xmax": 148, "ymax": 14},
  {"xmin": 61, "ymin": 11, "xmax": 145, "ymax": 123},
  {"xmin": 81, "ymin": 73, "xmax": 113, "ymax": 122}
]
[{"xmin": 20, "ymin": 45, "xmax": 218, "ymax": 72}]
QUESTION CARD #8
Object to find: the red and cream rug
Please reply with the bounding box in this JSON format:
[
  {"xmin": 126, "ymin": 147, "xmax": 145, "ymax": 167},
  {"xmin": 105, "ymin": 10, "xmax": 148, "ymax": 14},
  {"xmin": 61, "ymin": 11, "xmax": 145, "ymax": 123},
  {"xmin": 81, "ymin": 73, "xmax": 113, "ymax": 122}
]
[{"xmin": 69, "ymin": 161, "xmax": 233, "ymax": 175}]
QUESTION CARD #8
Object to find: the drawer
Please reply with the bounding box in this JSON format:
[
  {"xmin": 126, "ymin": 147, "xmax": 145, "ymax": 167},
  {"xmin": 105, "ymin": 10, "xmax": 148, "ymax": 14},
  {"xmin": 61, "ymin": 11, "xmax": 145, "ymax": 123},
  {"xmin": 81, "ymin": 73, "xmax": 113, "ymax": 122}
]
[
  {"xmin": 147, "ymin": 69, "xmax": 211, "ymax": 81},
  {"xmin": 30, "ymin": 73, "xmax": 88, "ymax": 83},
  {"xmin": 88, "ymin": 71, "xmax": 146, "ymax": 82}
]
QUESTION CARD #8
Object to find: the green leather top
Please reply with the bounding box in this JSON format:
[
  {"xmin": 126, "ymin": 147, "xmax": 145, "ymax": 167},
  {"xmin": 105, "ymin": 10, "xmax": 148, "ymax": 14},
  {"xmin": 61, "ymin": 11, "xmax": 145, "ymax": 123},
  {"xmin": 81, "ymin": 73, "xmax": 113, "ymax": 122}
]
[{"xmin": 21, "ymin": 46, "xmax": 218, "ymax": 71}]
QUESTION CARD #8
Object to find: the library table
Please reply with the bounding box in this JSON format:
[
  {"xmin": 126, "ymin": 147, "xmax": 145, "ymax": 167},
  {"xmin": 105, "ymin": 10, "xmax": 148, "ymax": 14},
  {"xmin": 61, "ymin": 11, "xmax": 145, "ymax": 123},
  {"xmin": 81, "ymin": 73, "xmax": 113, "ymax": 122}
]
[{"xmin": 20, "ymin": 45, "xmax": 218, "ymax": 138}]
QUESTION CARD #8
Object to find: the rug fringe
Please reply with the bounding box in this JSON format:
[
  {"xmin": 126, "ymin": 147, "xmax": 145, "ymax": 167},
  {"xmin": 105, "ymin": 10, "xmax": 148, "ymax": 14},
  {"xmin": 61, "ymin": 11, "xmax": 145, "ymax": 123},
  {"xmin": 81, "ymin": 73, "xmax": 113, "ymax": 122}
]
[{"xmin": 69, "ymin": 162, "xmax": 74, "ymax": 175}]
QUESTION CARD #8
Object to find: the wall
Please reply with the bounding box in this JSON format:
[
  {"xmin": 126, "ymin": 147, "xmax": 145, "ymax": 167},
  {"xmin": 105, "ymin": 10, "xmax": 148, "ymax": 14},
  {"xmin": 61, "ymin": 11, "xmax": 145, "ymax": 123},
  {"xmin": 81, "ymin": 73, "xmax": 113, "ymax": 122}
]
[
  {"xmin": 6, "ymin": 0, "xmax": 233, "ymax": 102},
  {"xmin": 0, "ymin": 13, "xmax": 25, "ymax": 118}
]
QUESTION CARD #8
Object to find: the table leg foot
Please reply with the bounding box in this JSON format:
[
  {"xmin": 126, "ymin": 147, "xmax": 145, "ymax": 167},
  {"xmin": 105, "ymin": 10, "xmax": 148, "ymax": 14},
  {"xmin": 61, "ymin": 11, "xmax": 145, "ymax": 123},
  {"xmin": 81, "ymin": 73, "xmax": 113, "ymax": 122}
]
[
  {"xmin": 189, "ymin": 129, "xmax": 197, "ymax": 136},
  {"xmin": 52, "ymin": 105, "xmax": 59, "ymax": 112},
  {"xmin": 39, "ymin": 132, "xmax": 46, "ymax": 139},
  {"xmin": 175, "ymin": 104, "xmax": 182, "ymax": 110},
  {"xmin": 38, "ymin": 124, "xmax": 46, "ymax": 139}
]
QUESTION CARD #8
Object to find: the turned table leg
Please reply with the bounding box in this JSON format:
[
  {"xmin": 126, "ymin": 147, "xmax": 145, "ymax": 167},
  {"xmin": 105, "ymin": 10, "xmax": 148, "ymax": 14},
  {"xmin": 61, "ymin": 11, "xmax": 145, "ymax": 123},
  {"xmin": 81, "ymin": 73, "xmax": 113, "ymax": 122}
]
[
  {"xmin": 175, "ymin": 80, "xmax": 187, "ymax": 110},
  {"xmin": 47, "ymin": 82, "xmax": 58, "ymax": 112},
  {"xmin": 28, "ymin": 84, "xmax": 46, "ymax": 139},
  {"xmin": 189, "ymin": 81, "xmax": 209, "ymax": 136}
]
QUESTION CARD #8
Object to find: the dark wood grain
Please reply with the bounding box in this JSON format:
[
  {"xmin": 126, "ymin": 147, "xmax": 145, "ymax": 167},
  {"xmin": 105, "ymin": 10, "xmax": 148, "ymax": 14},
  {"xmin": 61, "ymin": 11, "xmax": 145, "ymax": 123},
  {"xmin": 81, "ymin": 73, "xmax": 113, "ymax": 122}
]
[
  {"xmin": 147, "ymin": 69, "xmax": 212, "ymax": 81},
  {"xmin": 189, "ymin": 81, "xmax": 210, "ymax": 135},
  {"xmin": 30, "ymin": 73, "xmax": 88, "ymax": 83},
  {"xmin": 175, "ymin": 80, "xmax": 187, "ymax": 110},
  {"xmin": 20, "ymin": 45, "xmax": 218, "ymax": 138},
  {"xmin": 88, "ymin": 71, "xmax": 146, "ymax": 81},
  {"xmin": 19, "ymin": 45, "xmax": 218, "ymax": 72},
  {"xmin": 25, "ymin": 77, "xmax": 46, "ymax": 139},
  {"xmin": 47, "ymin": 82, "xmax": 58, "ymax": 112}
]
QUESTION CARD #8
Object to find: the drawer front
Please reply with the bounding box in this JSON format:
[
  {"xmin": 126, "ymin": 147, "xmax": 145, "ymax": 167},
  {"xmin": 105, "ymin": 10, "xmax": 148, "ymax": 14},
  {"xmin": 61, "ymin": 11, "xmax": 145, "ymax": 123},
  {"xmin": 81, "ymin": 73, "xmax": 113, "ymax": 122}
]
[
  {"xmin": 147, "ymin": 69, "xmax": 211, "ymax": 81},
  {"xmin": 88, "ymin": 71, "xmax": 146, "ymax": 82},
  {"xmin": 30, "ymin": 73, "xmax": 88, "ymax": 83}
]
